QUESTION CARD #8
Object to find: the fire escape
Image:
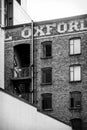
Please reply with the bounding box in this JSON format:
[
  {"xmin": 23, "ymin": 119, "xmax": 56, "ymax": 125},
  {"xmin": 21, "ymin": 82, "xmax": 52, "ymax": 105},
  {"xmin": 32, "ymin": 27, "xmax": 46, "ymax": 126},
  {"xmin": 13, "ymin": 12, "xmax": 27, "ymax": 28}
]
[{"xmin": 11, "ymin": 44, "xmax": 33, "ymax": 103}]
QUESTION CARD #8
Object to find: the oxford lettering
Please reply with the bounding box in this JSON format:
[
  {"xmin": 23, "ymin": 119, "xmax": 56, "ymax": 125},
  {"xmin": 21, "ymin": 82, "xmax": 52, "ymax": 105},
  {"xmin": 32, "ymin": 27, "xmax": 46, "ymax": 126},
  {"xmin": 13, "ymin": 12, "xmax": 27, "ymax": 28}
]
[{"xmin": 5, "ymin": 19, "xmax": 87, "ymax": 41}]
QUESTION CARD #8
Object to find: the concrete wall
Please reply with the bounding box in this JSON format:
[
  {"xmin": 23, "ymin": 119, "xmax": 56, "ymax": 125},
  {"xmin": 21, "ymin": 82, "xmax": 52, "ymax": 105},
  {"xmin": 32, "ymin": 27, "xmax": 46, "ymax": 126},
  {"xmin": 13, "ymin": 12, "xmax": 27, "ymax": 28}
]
[
  {"xmin": 21, "ymin": 0, "xmax": 27, "ymax": 11},
  {"xmin": 0, "ymin": 89, "xmax": 71, "ymax": 130},
  {"xmin": 0, "ymin": 0, "xmax": 5, "ymax": 27},
  {"xmin": 0, "ymin": 28, "xmax": 4, "ymax": 89},
  {"xmin": 13, "ymin": 0, "xmax": 31, "ymax": 25}
]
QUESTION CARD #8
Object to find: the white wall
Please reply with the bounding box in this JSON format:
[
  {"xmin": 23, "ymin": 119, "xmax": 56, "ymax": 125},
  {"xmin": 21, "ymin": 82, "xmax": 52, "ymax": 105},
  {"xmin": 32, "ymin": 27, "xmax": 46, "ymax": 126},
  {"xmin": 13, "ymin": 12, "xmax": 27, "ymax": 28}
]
[
  {"xmin": 13, "ymin": 0, "xmax": 31, "ymax": 25},
  {"xmin": 0, "ymin": 0, "xmax": 5, "ymax": 27},
  {"xmin": 0, "ymin": 29, "xmax": 4, "ymax": 89},
  {"xmin": 21, "ymin": 0, "xmax": 27, "ymax": 11},
  {"xmin": 0, "ymin": 90, "xmax": 72, "ymax": 130}
]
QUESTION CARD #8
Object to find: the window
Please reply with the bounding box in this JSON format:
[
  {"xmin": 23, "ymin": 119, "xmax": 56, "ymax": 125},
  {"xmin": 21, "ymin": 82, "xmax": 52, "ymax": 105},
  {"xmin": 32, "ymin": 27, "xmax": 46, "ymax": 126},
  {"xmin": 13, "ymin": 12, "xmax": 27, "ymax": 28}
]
[
  {"xmin": 41, "ymin": 67, "xmax": 52, "ymax": 84},
  {"xmin": 42, "ymin": 41, "xmax": 52, "ymax": 58},
  {"xmin": 69, "ymin": 38, "xmax": 81, "ymax": 55},
  {"xmin": 70, "ymin": 91, "xmax": 81, "ymax": 110},
  {"xmin": 70, "ymin": 118, "xmax": 82, "ymax": 130},
  {"xmin": 41, "ymin": 93, "xmax": 52, "ymax": 110},
  {"xmin": 70, "ymin": 65, "xmax": 81, "ymax": 82}
]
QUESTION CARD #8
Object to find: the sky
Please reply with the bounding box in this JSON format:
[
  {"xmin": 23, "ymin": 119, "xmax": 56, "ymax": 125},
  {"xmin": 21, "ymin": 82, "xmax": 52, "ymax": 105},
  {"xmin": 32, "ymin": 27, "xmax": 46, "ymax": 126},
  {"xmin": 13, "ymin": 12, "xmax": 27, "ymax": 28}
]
[{"xmin": 27, "ymin": 0, "xmax": 87, "ymax": 22}]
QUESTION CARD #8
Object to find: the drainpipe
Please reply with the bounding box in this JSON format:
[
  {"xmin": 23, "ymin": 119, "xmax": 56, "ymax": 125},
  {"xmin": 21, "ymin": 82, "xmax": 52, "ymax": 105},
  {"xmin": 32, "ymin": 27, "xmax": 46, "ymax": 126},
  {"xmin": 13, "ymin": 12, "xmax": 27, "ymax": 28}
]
[{"xmin": 31, "ymin": 20, "xmax": 34, "ymax": 104}]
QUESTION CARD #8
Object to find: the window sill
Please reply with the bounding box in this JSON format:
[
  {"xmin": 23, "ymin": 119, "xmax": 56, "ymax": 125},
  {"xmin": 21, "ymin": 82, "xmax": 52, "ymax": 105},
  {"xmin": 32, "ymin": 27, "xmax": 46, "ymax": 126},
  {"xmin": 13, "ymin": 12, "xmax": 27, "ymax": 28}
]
[
  {"xmin": 40, "ymin": 56, "xmax": 53, "ymax": 59},
  {"xmin": 41, "ymin": 83, "xmax": 52, "ymax": 86},
  {"xmin": 69, "ymin": 53, "xmax": 81, "ymax": 56},
  {"xmin": 69, "ymin": 80, "xmax": 81, "ymax": 83}
]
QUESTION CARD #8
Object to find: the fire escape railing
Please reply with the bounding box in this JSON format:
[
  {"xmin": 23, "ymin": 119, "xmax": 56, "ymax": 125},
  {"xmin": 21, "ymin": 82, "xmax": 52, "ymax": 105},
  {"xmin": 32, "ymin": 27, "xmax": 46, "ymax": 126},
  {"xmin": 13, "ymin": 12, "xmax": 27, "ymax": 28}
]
[{"xmin": 11, "ymin": 67, "xmax": 31, "ymax": 78}]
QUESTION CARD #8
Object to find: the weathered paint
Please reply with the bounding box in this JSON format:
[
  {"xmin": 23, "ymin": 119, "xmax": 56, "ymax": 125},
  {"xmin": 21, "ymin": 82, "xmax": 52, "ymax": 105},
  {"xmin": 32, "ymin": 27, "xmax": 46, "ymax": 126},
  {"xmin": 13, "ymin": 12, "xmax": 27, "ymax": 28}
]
[{"xmin": 5, "ymin": 18, "xmax": 87, "ymax": 41}]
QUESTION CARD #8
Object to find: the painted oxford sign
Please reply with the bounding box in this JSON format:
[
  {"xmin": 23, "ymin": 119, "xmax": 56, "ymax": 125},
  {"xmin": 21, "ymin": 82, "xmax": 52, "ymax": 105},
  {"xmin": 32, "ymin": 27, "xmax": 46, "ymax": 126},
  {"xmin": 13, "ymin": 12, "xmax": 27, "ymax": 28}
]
[{"xmin": 5, "ymin": 17, "xmax": 87, "ymax": 41}]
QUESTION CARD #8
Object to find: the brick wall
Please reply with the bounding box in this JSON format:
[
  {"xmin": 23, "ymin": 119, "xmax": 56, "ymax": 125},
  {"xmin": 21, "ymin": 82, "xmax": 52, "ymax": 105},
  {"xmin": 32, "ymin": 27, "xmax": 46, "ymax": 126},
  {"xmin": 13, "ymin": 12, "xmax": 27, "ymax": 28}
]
[
  {"xmin": 34, "ymin": 31, "xmax": 87, "ymax": 125},
  {"xmin": 5, "ymin": 15, "xmax": 87, "ymax": 128}
]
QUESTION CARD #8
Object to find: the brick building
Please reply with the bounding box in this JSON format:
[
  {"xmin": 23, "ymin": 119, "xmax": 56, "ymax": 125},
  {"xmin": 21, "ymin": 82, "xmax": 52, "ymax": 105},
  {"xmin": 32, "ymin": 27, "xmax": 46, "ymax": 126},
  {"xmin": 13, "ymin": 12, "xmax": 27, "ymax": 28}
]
[
  {"xmin": 0, "ymin": 0, "xmax": 31, "ymax": 90},
  {"xmin": 5, "ymin": 14, "xmax": 87, "ymax": 130}
]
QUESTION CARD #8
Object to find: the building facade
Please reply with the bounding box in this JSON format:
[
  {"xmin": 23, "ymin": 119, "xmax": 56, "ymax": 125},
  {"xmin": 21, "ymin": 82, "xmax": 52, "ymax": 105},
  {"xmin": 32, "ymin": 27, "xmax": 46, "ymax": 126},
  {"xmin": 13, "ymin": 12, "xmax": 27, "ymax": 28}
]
[
  {"xmin": 4, "ymin": 0, "xmax": 31, "ymax": 26},
  {"xmin": 5, "ymin": 23, "xmax": 33, "ymax": 103},
  {"xmin": 0, "ymin": 0, "xmax": 29, "ymax": 27},
  {"xmin": 0, "ymin": 0, "xmax": 31, "ymax": 89},
  {"xmin": 5, "ymin": 14, "xmax": 87, "ymax": 130}
]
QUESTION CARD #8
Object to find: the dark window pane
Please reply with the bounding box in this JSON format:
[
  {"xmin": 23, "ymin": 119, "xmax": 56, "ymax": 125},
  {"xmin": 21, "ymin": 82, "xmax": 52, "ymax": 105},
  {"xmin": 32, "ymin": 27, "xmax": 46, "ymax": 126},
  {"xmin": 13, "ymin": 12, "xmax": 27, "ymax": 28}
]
[
  {"xmin": 42, "ymin": 98, "xmax": 51, "ymax": 109},
  {"xmin": 42, "ymin": 70, "xmax": 46, "ymax": 83},
  {"xmin": 46, "ymin": 69, "xmax": 52, "ymax": 83},
  {"xmin": 42, "ymin": 41, "xmax": 52, "ymax": 58},
  {"xmin": 61, "ymin": 25, "xmax": 64, "ymax": 30},
  {"xmin": 70, "ymin": 92, "xmax": 81, "ymax": 109},
  {"xmin": 71, "ymin": 118, "xmax": 82, "ymax": 130},
  {"xmin": 46, "ymin": 44, "xmax": 51, "ymax": 57},
  {"xmin": 42, "ymin": 68, "xmax": 52, "ymax": 84},
  {"xmin": 71, "ymin": 98, "xmax": 74, "ymax": 108},
  {"xmin": 42, "ymin": 94, "xmax": 52, "ymax": 110}
]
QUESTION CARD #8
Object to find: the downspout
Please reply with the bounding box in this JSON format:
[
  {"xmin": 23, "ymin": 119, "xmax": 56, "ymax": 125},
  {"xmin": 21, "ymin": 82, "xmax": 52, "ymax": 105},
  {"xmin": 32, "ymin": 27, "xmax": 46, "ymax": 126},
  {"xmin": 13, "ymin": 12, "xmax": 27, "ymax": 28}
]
[{"xmin": 31, "ymin": 20, "xmax": 34, "ymax": 104}]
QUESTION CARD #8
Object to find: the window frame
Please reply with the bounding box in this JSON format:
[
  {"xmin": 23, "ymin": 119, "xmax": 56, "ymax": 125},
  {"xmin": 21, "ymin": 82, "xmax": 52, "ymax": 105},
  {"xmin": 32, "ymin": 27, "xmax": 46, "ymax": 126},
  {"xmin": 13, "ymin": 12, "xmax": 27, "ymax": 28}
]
[
  {"xmin": 41, "ymin": 67, "xmax": 52, "ymax": 85},
  {"xmin": 69, "ymin": 65, "xmax": 81, "ymax": 82},
  {"xmin": 41, "ymin": 41, "xmax": 52, "ymax": 59},
  {"xmin": 70, "ymin": 91, "xmax": 81, "ymax": 110},
  {"xmin": 41, "ymin": 93, "xmax": 52, "ymax": 111},
  {"xmin": 69, "ymin": 38, "xmax": 81, "ymax": 55}
]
